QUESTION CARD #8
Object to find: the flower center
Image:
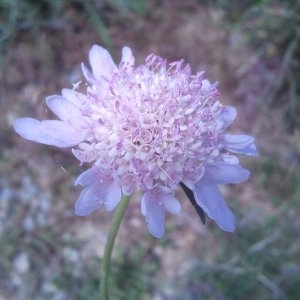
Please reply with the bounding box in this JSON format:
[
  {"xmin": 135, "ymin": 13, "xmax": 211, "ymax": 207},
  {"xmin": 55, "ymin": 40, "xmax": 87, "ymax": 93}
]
[{"xmin": 78, "ymin": 55, "xmax": 224, "ymax": 193}]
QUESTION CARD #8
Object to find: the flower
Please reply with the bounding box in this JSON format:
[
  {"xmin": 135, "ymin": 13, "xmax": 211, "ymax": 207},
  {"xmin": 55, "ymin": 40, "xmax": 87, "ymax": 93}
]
[{"xmin": 14, "ymin": 45, "xmax": 258, "ymax": 238}]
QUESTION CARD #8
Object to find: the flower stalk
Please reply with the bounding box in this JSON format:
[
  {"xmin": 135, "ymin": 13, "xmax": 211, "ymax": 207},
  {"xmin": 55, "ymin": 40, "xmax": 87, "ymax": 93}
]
[{"xmin": 100, "ymin": 194, "xmax": 131, "ymax": 300}]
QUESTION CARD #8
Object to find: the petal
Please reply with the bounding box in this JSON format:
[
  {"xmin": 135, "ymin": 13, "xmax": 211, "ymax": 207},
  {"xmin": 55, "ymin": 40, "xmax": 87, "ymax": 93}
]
[
  {"xmin": 141, "ymin": 191, "xmax": 165, "ymax": 238},
  {"xmin": 104, "ymin": 180, "xmax": 122, "ymax": 211},
  {"xmin": 46, "ymin": 95, "xmax": 82, "ymax": 121},
  {"xmin": 75, "ymin": 168, "xmax": 98, "ymax": 186},
  {"xmin": 81, "ymin": 62, "xmax": 96, "ymax": 83},
  {"xmin": 200, "ymin": 79, "xmax": 212, "ymax": 92},
  {"xmin": 219, "ymin": 106, "xmax": 236, "ymax": 129},
  {"xmin": 141, "ymin": 194, "xmax": 147, "ymax": 216},
  {"xmin": 75, "ymin": 183, "xmax": 104, "ymax": 216},
  {"xmin": 161, "ymin": 193, "xmax": 181, "ymax": 214},
  {"xmin": 61, "ymin": 89, "xmax": 86, "ymax": 108},
  {"xmin": 221, "ymin": 154, "xmax": 240, "ymax": 165},
  {"xmin": 194, "ymin": 179, "xmax": 235, "ymax": 232},
  {"xmin": 204, "ymin": 164, "xmax": 250, "ymax": 184},
  {"xmin": 75, "ymin": 170, "xmax": 121, "ymax": 215},
  {"xmin": 121, "ymin": 46, "xmax": 135, "ymax": 66},
  {"xmin": 181, "ymin": 179, "xmax": 195, "ymax": 190},
  {"xmin": 224, "ymin": 134, "xmax": 259, "ymax": 156},
  {"xmin": 89, "ymin": 45, "xmax": 117, "ymax": 81},
  {"xmin": 120, "ymin": 173, "xmax": 137, "ymax": 196},
  {"xmin": 14, "ymin": 118, "xmax": 83, "ymax": 147},
  {"xmin": 72, "ymin": 148, "xmax": 92, "ymax": 163}
]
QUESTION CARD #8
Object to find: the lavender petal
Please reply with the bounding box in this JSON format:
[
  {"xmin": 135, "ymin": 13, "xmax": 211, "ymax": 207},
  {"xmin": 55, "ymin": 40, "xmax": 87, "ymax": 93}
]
[
  {"xmin": 121, "ymin": 46, "xmax": 135, "ymax": 66},
  {"xmin": 75, "ymin": 183, "xmax": 104, "ymax": 216},
  {"xmin": 89, "ymin": 45, "xmax": 117, "ymax": 81},
  {"xmin": 219, "ymin": 106, "xmax": 237, "ymax": 129},
  {"xmin": 194, "ymin": 178, "xmax": 235, "ymax": 232},
  {"xmin": 103, "ymin": 180, "xmax": 122, "ymax": 211},
  {"xmin": 204, "ymin": 164, "xmax": 250, "ymax": 184},
  {"xmin": 141, "ymin": 191, "xmax": 165, "ymax": 238},
  {"xmin": 75, "ymin": 168, "xmax": 98, "ymax": 186},
  {"xmin": 14, "ymin": 118, "xmax": 83, "ymax": 147},
  {"xmin": 224, "ymin": 134, "xmax": 259, "ymax": 156},
  {"xmin": 161, "ymin": 193, "xmax": 181, "ymax": 214},
  {"xmin": 46, "ymin": 95, "xmax": 82, "ymax": 121}
]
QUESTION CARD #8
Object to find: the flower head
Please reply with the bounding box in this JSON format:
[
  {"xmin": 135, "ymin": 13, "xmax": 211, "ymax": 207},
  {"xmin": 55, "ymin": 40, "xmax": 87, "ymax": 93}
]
[{"xmin": 14, "ymin": 45, "xmax": 258, "ymax": 238}]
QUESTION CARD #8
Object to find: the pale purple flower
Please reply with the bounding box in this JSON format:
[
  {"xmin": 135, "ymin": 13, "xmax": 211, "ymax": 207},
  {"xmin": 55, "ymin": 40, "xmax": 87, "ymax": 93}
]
[{"xmin": 14, "ymin": 45, "xmax": 258, "ymax": 238}]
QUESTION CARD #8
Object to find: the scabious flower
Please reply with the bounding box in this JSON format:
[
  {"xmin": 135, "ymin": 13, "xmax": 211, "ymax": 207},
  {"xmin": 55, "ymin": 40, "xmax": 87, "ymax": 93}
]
[{"xmin": 14, "ymin": 45, "xmax": 258, "ymax": 238}]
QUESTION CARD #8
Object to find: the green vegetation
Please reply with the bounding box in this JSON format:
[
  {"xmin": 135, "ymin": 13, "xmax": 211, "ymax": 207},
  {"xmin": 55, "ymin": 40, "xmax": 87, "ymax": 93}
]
[
  {"xmin": 207, "ymin": 0, "xmax": 300, "ymax": 131},
  {"xmin": 0, "ymin": 0, "xmax": 148, "ymax": 62}
]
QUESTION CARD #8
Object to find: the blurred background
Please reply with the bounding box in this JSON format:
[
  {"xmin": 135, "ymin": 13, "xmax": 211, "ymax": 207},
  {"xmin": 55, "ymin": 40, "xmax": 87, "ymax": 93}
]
[{"xmin": 1, "ymin": 0, "xmax": 300, "ymax": 299}]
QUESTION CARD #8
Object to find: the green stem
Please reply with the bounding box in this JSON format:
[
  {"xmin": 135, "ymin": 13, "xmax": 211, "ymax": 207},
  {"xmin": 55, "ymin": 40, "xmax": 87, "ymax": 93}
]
[{"xmin": 100, "ymin": 194, "xmax": 131, "ymax": 300}]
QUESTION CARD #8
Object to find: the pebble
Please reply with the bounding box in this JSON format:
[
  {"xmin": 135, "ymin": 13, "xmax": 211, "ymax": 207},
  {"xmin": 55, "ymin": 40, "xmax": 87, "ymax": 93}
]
[{"xmin": 13, "ymin": 252, "xmax": 30, "ymax": 274}]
